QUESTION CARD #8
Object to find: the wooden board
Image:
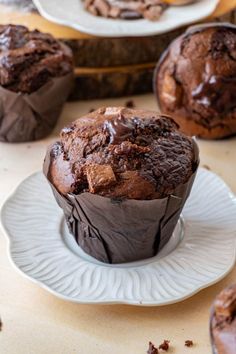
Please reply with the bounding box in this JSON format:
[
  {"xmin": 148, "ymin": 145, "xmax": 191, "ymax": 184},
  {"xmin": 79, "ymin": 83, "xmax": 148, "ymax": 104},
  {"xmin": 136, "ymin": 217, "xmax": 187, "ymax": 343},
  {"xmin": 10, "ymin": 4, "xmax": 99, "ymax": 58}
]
[{"xmin": 71, "ymin": 63, "xmax": 155, "ymax": 100}]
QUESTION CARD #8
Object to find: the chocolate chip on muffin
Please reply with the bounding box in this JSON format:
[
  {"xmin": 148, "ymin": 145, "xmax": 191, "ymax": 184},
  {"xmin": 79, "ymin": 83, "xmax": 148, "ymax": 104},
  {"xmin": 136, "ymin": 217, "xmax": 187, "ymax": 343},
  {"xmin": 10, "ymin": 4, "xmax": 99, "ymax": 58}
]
[
  {"xmin": 154, "ymin": 23, "xmax": 236, "ymax": 139},
  {"xmin": 210, "ymin": 284, "xmax": 236, "ymax": 354}
]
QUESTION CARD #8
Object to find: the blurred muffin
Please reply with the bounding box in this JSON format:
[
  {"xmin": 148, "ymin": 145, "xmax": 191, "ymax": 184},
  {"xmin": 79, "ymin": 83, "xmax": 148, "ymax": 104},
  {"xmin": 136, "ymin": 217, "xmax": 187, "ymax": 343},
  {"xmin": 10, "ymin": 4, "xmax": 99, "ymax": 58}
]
[
  {"xmin": 44, "ymin": 107, "xmax": 199, "ymax": 263},
  {"xmin": 210, "ymin": 284, "xmax": 236, "ymax": 354},
  {"xmin": 154, "ymin": 23, "xmax": 236, "ymax": 139},
  {"xmin": 0, "ymin": 24, "xmax": 74, "ymax": 142}
]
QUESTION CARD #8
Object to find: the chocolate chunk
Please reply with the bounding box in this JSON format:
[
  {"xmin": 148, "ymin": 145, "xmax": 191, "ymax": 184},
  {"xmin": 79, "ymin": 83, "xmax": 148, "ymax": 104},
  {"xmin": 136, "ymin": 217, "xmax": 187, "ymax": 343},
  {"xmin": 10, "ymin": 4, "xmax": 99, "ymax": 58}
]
[
  {"xmin": 125, "ymin": 100, "xmax": 135, "ymax": 108},
  {"xmin": 103, "ymin": 113, "xmax": 135, "ymax": 144},
  {"xmin": 158, "ymin": 340, "xmax": 170, "ymax": 351},
  {"xmin": 93, "ymin": 0, "xmax": 110, "ymax": 17},
  {"xmin": 143, "ymin": 5, "xmax": 163, "ymax": 21},
  {"xmin": 147, "ymin": 342, "xmax": 159, "ymax": 354},
  {"xmin": 86, "ymin": 164, "xmax": 116, "ymax": 193},
  {"xmin": 185, "ymin": 340, "xmax": 193, "ymax": 347}
]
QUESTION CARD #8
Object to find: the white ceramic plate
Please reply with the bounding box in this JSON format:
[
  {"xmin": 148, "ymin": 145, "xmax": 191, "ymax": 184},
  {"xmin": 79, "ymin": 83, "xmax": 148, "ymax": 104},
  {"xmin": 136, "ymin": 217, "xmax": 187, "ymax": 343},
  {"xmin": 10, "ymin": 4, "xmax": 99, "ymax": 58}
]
[
  {"xmin": 33, "ymin": 0, "xmax": 219, "ymax": 37},
  {"xmin": 1, "ymin": 168, "xmax": 236, "ymax": 306}
]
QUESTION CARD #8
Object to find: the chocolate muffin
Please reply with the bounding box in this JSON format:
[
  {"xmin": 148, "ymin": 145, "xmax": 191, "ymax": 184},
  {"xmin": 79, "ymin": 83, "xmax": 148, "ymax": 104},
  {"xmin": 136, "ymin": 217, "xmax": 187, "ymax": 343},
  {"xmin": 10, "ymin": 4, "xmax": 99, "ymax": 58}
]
[
  {"xmin": 154, "ymin": 23, "xmax": 236, "ymax": 139},
  {"xmin": 210, "ymin": 284, "xmax": 236, "ymax": 354},
  {"xmin": 44, "ymin": 107, "xmax": 199, "ymax": 263},
  {"xmin": 0, "ymin": 24, "xmax": 74, "ymax": 142}
]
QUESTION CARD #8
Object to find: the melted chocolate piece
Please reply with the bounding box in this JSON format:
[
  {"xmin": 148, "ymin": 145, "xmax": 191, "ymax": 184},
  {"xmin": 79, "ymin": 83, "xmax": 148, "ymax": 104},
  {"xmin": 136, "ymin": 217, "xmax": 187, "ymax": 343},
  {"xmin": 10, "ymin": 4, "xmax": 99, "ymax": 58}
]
[
  {"xmin": 104, "ymin": 114, "xmax": 135, "ymax": 144},
  {"xmin": 192, "ymin": 75, "xmax": 236, "ymax": 115}
]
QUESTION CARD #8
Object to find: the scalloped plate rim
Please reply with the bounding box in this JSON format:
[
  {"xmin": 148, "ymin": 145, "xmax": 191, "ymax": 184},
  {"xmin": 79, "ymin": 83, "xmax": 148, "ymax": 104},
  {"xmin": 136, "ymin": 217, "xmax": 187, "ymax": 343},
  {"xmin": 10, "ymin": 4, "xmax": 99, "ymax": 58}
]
[
  {"xmin": 32, "ymin": 0, "xmax": 220, "ymax": 38},
  {"xmin": 1, "ymin": 168, "xmax": 236, "ymax": 306}
]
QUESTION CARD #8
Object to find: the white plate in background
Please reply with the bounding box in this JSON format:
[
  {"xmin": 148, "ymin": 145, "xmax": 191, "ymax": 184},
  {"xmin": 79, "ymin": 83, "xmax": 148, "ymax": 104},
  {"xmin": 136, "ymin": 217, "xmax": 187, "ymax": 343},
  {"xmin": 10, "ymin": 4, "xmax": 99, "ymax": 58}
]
[{"xmin": 33, "ymin": 0, "xmax": 219, "ymax": 37}]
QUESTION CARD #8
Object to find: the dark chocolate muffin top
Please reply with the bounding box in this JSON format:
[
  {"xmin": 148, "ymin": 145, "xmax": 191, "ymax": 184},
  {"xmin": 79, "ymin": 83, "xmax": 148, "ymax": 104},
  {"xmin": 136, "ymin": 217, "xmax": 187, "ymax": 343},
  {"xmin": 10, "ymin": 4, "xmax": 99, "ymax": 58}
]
[
  {"xmin": 0, "ymin": 24, "xmax": 73, "ymax": 93},
  {"xmin": 48, "ymin": 107, "xmax": 197, "ymax": 200},
  {"xmin": 155, "ymin": 23, "xmax": 236, "ymax": 134}
]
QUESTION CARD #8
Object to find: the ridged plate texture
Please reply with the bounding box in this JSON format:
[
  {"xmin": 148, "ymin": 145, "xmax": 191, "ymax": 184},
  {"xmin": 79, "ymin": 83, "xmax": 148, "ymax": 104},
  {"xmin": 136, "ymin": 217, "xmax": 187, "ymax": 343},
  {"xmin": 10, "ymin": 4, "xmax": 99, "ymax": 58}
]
[{"xmin": 1, "ymin": 168, "xmax": 236, "ymax": 305}]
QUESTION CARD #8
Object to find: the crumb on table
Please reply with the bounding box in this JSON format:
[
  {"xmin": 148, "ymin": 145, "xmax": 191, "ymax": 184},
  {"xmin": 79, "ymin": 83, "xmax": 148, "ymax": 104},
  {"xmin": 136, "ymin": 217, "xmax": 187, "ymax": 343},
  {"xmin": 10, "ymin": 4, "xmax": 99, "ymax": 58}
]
[
  {"xmin": 185, "ymin": 340, "xmax": 193, "ymax": 347},
  {"xmin": 159, "ymin": 340, "xmax": 170, "ymax": 351}
]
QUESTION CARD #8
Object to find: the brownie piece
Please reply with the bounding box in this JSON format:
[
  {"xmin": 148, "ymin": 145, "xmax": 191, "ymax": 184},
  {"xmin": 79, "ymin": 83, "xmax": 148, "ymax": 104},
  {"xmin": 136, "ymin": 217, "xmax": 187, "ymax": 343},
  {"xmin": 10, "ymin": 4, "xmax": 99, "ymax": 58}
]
[
  {"xmin": 49, "ymin": 107, "xmax": 196, "ymax": 200},
  {"xmin": 0, "ymin": 24, "xmax": 73, "ymax": 93},
  {"xmin": 84, "ymin": 0, "xmax": 167, "ymax": 21},
  {"xmin": 154, "ymin": 23, "xmax": 236, "ymax": 139},
  {"xmin": 210, "ymin": 284, "xmax": 236, "ymax": 354}
]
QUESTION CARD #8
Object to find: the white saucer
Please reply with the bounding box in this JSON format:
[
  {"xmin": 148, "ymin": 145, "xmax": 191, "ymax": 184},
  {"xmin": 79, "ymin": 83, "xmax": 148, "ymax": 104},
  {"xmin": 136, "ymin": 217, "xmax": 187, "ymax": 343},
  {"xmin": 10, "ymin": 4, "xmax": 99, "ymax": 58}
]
[
  {"xmin": 1, "ymin": 168, "xmax": 236, "ymax": 306},
  {"xmin": 33, "ymin": 0, "xmax": 219, "ymax": 38}
]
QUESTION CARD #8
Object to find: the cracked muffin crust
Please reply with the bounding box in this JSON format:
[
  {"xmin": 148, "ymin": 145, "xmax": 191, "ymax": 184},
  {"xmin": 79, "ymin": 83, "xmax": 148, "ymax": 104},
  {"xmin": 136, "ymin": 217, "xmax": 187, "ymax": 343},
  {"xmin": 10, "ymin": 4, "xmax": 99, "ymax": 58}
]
[
  {"xmin": 0, "ymin": 24, "xmax": 73, "ymax": 93},
  {"xmin": 48, "ymin": 107, "xmax": 197, "ymax": 200},
  {"xmin": 154, "ymin": 23, "xmax": 236, "ymax": 139}
]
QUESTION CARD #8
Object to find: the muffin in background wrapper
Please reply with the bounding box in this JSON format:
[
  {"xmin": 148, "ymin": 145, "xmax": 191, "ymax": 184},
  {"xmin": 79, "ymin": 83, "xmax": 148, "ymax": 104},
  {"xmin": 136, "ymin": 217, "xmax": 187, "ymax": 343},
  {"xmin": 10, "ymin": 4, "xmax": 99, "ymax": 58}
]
[
  {"xmin": 43, "ymin": 107, "xmax": 199, "ymax": 264},
  {"xmin": 154, "ymin": 23, "xmax": 236, "ymax": 139},
  {"xmin": 0, "ymin": 25, "xmax": 74, "ymax": 143},
  {"xmin": 210, "ymin": 284, "xmax": 236, "ymax": 354}
]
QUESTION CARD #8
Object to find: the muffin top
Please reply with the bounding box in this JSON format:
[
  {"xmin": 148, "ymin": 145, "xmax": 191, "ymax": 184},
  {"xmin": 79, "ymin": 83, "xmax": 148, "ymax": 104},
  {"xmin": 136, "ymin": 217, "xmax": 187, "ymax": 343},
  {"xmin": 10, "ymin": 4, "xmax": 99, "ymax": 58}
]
[
  {"xmin": 48, "ymin": 107, "xmax": 197, "ymax": 200},
  {"xmin": 155, "ymin": 23, "xmax": 236, "ymax": 127},
  {"xmin": 0, "ymin": 24, "xmax": 73, "ymax": 93}
]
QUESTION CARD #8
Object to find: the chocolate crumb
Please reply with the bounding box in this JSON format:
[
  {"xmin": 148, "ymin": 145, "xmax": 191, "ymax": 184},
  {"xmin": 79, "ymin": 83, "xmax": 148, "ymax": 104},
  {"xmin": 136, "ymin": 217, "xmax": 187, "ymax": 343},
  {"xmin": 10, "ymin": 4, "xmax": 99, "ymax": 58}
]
[
  {"xmin": 159, "ymin": 340, "xmax": 170, "ymax": 351},
  {"xmin": 147, "ymin": 341, "xmax": 159, "ymax": 354},
  {"xmin": 202, "ymin": 164, "xmax": 211, "ymax": 170},
  {"xmin": 0, "ymin": 317, "xmax": 2, "ymax": 331},
  {"xmin": 125, "ymin": 100, "xmax": 135, "ymax": 108},
  {"xmin": 185, "ymin": 340, "xmax": 193, "ymax": 347}
]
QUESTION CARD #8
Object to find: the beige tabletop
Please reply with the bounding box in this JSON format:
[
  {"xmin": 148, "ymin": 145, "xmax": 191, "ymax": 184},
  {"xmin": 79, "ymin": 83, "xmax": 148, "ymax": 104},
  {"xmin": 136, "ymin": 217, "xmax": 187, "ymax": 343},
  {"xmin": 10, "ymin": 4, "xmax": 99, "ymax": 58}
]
[{"xmin": 0, "ymin": 94, "xmax": 236, "ymax": 354}]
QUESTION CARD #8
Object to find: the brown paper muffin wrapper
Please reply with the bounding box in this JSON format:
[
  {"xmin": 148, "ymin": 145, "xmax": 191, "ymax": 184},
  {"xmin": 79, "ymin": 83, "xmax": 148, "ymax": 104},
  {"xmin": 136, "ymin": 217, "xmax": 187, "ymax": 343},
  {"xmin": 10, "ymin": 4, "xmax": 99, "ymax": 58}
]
[
  {"xmin": 43, "ymin": 141, "xmax": 199, "ymax": 264},
  {"xmin": 0, "ymin": 72, "xmax": 74, "ymax": 143}
]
